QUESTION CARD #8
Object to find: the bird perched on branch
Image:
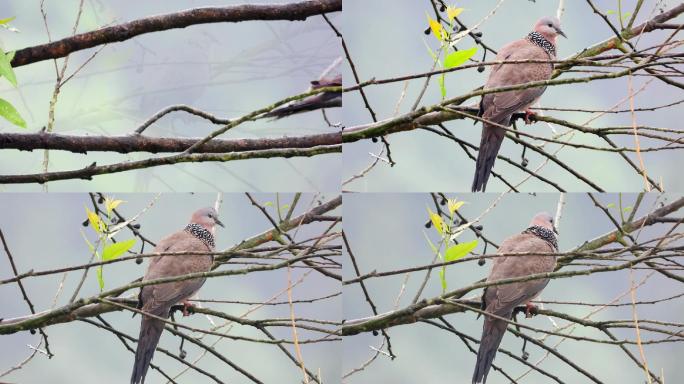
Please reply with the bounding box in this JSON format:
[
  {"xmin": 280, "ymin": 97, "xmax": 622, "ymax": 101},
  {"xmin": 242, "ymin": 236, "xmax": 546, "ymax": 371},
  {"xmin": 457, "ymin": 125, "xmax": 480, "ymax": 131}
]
[
  {"xmin": 471, "ymin": 16, "xmax": 566, "ymax": 192},
  {"xmin": 472, "ymin": 212, "xmax": 558, "ymax": 384},
  {"xmin": 131, "ymin": 207, "xmax": 224, "ymax": 384},
  {"xmin": 261, "ymin": 74, "xmax": 342, "ymax": 119}
]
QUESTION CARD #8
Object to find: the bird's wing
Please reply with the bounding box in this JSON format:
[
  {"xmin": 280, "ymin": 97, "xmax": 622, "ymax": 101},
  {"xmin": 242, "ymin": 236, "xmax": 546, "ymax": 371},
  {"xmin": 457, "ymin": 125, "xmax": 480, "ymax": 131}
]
[
  {"xmin": 484, "ymin": 233, "xmax": 556, "ymax": 316},
  {"xmin": 140, "ymin": 233, "xmax": 212, "ymax": 316},
  {"xmin": 481, "ymin": 40, "xmax": 553, "ymax": 124}
]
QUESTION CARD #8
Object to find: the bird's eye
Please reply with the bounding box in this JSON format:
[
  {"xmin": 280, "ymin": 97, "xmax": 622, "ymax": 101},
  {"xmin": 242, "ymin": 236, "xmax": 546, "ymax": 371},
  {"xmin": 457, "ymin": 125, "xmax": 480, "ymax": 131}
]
[{"xmin": 547, "ymin": 23, "xmax": 552, "ymax": 27}]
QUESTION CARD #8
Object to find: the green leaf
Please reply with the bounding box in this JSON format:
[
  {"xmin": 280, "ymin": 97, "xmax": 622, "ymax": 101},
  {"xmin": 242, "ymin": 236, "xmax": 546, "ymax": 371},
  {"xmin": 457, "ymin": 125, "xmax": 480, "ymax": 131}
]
[
  {"xmin": 0, "ymin": 98, "xmax": 26, "ymax": 128},
  {"xmin": 0, "ymin": 17, "xmax": 15, "ymax": 25},
  {"xmin": 97, "ymin": 267, "xmax": 105, "ymax": 290},
  {"xmin": 606, "ymin": 203, "xmax": 616, "ymax": 209},
  {"xmin": 263, "ymin": 201, "xmax": 273, "ymax": 207},
  {"xmin": 427, "ymin": 207, "xmax": 445, "ymax": 235},
  {"xmin": 445, "ymin": 239, "xmax": 478, "ymax": 261},
  {"xmin": 444, "ymin": 47, "xmax": 478, "ymax": 69},
  {"xmin": 439, "ymin": 75, "xmax": 447, "ymax": 99},
  {"xmin": 623, "ymin": 206, "xmax": 633, "ymax": 212},
  {"xmin": 0, "ymin": 50, "xmax": 18, "ymax": 87},
  {"xmin": 439, "ymin": 268, "xmax": 447, "ymax": 292},
  {"xmin": 102, "ymin": 238, "xmax": 136, "ymax": 261},
  {"xmin": 606, "ymin": 10, "xmax": 616, "ymax": 15}
]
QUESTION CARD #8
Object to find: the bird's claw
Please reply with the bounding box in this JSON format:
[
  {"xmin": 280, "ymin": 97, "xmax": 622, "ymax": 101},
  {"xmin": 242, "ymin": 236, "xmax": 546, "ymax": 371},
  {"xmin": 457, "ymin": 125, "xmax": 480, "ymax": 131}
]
[
  {"xmin": 181, "ymin": 300, "xmax": 194, "ymax": 316},
  {"xmin": 525, "ymin": 302, "xmax": 538, "ymax": 318},
  {"xmin": 524, "ymin": 109, "xmax": 536, "ymax": 125}
]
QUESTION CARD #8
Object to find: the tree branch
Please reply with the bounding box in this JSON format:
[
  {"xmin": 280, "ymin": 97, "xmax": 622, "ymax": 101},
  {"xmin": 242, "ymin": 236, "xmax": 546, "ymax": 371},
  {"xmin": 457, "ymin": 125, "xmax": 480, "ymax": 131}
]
[{"xmin": 10, "ymin": 0, "xmax": 342, "ymax": 68}]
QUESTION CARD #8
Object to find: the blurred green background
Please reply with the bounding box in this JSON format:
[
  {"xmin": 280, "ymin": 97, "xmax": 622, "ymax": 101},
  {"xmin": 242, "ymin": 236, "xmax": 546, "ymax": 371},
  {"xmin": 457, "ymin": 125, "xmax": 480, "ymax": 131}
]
[
  {"xmin": 0, "ymin": 1, "xmax": 341, "ymax": 192},
  {"xmin": 0, "ymin": 193, "xmax": 340, "ymax": 383},
  {"xmin": 342, "ymin": 0, "xmax": 684, "ymax": 192},
  {"xmin": 343, "ymin": 192, "xmax": 683, "ymax": 383}
]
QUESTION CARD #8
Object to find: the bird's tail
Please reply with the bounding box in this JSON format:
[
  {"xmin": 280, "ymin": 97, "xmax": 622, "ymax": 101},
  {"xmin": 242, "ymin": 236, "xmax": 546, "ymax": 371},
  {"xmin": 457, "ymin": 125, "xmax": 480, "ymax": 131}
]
[
  {"xmin": 131, "ymin": 315, "xmax": 165, "ymax": 384},
  {"xmin": 471, "ymin": 124, "xmax": 505, "ymax": 192},
  {"xmin": 472, "ymin": 315, "xmax": 508, "ymax": 384}
]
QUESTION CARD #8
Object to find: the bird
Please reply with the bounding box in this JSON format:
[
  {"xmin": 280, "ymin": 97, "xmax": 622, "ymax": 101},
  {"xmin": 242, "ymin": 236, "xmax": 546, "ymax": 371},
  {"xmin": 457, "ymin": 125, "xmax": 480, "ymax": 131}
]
[
  {"xmin": 472, "ymin": 212, "xmax": 558, "ymax": 384},
  {"xmin": 471, "ymin": 16, "xmax": 566, "ymax": 192},
  {"xmin": 131, "ymin": 207, "xmax": 224, "ymax": 384},
  {"xmin": 261, "ymin": 74, "xmax": 342, "ymax": 119}
]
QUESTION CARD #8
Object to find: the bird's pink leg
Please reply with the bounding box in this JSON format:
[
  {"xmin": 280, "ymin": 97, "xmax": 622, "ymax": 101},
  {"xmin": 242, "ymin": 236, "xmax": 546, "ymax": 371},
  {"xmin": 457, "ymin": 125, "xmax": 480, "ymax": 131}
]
[
  {"xmin": 524, "ymin": 109, "xmax": 536, "ymax": 125},
  {"xmin": 181, "ymin": 300, "xmax": 194, "ymax": 316},
  {"xmin": 525, "ymin": 302, "xmax": 538, "ymax": 318}
]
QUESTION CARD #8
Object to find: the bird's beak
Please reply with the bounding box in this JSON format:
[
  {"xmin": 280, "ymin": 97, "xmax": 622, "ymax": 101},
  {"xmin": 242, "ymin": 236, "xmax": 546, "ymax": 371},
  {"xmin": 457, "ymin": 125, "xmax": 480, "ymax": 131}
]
[
  {"xmin": 553, "ymin": 226, "xmax": 559, "ymax": 235},
  {"xmin": 215, "ymin": 218, "xmax": 225, "ymax": 228},
  {"xmin": 556, "ymin": 28, "xmax": 567, "ymax": 38}
]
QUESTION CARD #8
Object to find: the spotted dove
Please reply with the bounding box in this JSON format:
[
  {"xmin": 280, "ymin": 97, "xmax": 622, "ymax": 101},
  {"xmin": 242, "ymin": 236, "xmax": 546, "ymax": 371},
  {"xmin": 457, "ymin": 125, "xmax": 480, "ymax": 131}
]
[
  {"xmin": 472, "ymin": 212, "xmax": 558, "ymax": 384},
  {"xmin": 472, "ymin": 16, "xmax": 566, "ymax": 192},
  {"xmin": 131, "ymin": 207, "xmax": 224, "ymax": 384}
]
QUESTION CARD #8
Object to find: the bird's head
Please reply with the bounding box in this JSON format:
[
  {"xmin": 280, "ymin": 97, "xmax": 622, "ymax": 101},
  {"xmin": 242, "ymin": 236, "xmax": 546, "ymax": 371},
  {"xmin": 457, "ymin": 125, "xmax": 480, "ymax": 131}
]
[
  {"xmin": 191, "ymin": 207, "xmax": 225, "ymax": 231},
  {"xmin": 534, "ymin": 16, "xmax": 566, "ymax": 43},
  {"xmin": 530, "ymin": 212, "xmax": 557, "ymax": 234}
]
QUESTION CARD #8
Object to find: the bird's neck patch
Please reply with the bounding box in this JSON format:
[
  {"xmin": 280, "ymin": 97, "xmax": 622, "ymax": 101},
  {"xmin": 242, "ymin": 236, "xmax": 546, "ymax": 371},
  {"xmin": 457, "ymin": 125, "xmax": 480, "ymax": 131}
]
[
  {"xmin": 526, "ymin": 31, "xmax": 556, "ymax": 57},
  {"xmin": 524, "ymin": 225, "xmax": 558, "ymax": 251},
  {"xmin": 184, "ymin": 223, "xmax": 215, "ymax": 249}
]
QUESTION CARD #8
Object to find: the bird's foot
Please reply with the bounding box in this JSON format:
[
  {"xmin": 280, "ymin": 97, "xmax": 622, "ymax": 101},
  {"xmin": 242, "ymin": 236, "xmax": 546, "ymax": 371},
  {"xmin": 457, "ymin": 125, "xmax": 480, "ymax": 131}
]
[
  {"xmin": 524, "ymin": 109, "xmax": 537, "ymax": 125},
  {"xmin": 525, "ymin": 302, "xmax": 538, "ymax": 318},
  {"xmin": 181, "ymin": 300, "xmax": 195, "ymax": 317}
]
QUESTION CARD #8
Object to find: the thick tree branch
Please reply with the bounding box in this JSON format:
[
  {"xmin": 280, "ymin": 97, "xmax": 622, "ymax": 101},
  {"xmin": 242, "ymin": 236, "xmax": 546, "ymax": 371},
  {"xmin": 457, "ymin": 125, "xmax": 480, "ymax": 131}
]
[
  {"xmin": 10, "ymin": 0, "xmax": 342, "ymax": 68},
  {"xmin": 0, "ymin": 131, "xmax": 340, "ymax": 154}
]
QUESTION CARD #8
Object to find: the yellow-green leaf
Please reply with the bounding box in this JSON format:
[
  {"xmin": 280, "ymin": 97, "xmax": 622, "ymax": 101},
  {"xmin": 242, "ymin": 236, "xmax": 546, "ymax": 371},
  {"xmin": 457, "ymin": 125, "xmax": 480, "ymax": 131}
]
[
  {"xmin": 426, "ymin": 13, "xmax": 444, "ymax": 41},
  {"xmin": 102, "ymin": 238, "xmax": 136, "ymax": 261},
  {"xmin": 444, "ymin": 46, "xmax": 478, "ymax": 69},
  {"xmin": 0, "ymin": 98, "xmax": 26, "ymax": 128},
  {"xmin": 85, "ymin": 207, "xmax": 104, "ymax": 234},
  {"xmin": 104, "ymin": 197, "xmax": 124, "ymax": 215},
  {"xmin": 0, "ymin": 17, "xmax": 16, "ymax": 25},
  {"xmin": 447, "ymin": 6, "xmax": 464, "ymax": 21},
  {"xmin": 427, "ymin": 207, "xmax": 445, "ymax": 235},
  {"xmin": 447, "ymin": 199, "xmax": 464, "ymax": 215},
  {"xmin": 97, "ymin": 267, "xmax": 105, "ymax": 290},
  {"xmin": 445, "ymin": 239, "xmax": 478, "ymax": 261},
  {"xmin": 439, "ymin": 268, "xmax": 447, "ymax": 291},
  {"xmin": 0, "ymin": 50, "xmax": 17, "ymax": 87},
  {"xmin": 439, "ymin": 74, "xmax": 447, "ymax": 99}
]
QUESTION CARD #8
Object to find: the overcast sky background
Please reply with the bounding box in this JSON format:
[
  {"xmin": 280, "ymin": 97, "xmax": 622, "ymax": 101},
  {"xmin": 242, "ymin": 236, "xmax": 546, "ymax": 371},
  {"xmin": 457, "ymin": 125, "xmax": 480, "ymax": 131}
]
[
  {"xmin": 0, "ymin": 193, "xmax": 340, "ymax": 383},
  {"xmin": 0, "ymin": 0, "xmax": 341, "ymax": 192}
]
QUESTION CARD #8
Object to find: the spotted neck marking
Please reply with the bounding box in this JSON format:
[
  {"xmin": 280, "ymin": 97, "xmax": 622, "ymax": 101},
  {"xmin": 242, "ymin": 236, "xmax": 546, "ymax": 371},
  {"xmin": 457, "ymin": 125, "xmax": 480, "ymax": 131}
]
[
  {"xmin": 523, "ymin": 225, "xmax": 558, "ymax": 251},
  {"xmin": 526, "ymin": 31, "xmax": 556, "ymax": 57},
  {"xmin": 185, "ymin": 223, "xmax": 215, "ymax": 249}
]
